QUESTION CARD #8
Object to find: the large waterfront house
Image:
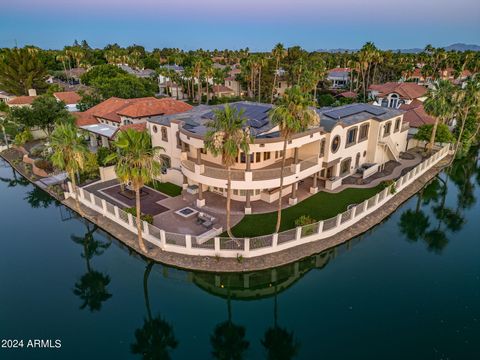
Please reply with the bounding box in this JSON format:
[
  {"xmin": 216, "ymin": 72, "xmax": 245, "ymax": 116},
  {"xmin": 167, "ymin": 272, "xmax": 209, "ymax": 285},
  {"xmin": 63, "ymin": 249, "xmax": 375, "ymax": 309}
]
[
  {"xmin": 146, "ymin": 101, "xmax": 408, "ymax": 213},
  {"xmin": 74, "ymin": 97, "xmax": 192, "ymax": 150}
]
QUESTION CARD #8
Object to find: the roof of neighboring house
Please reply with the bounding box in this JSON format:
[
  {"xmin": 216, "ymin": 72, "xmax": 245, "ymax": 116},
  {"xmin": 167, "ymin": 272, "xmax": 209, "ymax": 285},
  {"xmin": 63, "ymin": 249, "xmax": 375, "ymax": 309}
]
[
  {"xmin": 119, "ymin": 122, "xmax": 147, "ymax": 132},
  {"xmin": 7, "ymin": 96, "xmax": 37, "ymax": 105},
  {"xmin": 64, "ymin": 67, "xmax": 86, "ymax": 79},
  {"xmin": 118, "ymin": 64, "xmax": 156, "ymax": 78},
  {"xmin": 160, "ymin": 64, "xmax": 184, "ymax": 72},
  {"xmin": 74, "ymin": 97, "xmax": 192, "ymax": 126},
  {"xmin": 318, "ymin": 103, "xmax": 404, "ymax": 132},
  {"xmin": 328, "ymin": 67, "xmax": 351, "ymax": 73},
  {"xmin": 338, "ymin": 91, "xmax": 357, "ymax": 99},
  {"xmin": 211, "ymin": 85, "xmax": 234, "ymax": 93},
  {"xmin": 53, "ymin": 91, "xmax": 81, "ymax": 105},
  {"xmin": 399, "ymin": 101, "xmax": 435, "ymax": 128},
  {"xmin": 369, "ymin": 82, "xmax": 427, "ymax": 99}
]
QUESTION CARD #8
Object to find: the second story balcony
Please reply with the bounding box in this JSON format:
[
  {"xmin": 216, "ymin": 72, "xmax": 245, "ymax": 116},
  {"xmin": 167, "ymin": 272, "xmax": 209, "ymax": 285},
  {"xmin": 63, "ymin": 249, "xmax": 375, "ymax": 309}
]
[{"xmin": 181, "ymin": 153, "xmax": 320, "ymax": 190}]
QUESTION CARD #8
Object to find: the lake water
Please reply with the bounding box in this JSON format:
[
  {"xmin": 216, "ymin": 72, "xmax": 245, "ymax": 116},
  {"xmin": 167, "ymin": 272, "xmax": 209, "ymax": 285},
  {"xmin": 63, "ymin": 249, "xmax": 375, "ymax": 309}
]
[{"xmin": 0, "ymin": 149, "xmax": 479, "ymax": 360}]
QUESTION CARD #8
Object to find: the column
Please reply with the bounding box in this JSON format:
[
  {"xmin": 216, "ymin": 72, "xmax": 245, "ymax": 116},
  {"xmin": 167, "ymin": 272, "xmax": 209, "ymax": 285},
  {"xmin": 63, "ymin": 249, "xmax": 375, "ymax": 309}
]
[
  {"xmin": 310, "ymin": 172, "xmax": 319, "ymax": 194},
  {"xmin": 196, "ymin": 183, "xmax": 205, "ymax": 207},
  {"xmin": 196, "ymin": 147, "xmax": 202, "ymax": 165},
  {"xmin": 245, "ymin": 190, "xmax": 251, "ymax": 214},
  {"xmin": 289, "ymin": 148, "xmax": 299, "ymax": 205},
  {"xmin": 182, "ymin": 175, "xmax": 188, "ymax": 189}
]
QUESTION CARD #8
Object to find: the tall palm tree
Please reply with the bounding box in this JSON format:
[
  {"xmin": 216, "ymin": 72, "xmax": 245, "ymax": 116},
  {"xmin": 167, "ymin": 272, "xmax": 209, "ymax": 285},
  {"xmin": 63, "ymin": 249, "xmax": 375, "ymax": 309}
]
[
  {"xmin": 131, "ymin": 261, "xmax": 178, "ymax": 359},
  {"xmin": 271, "ymin": 43, "xmax": 286, "ymax": 103},
  {"xmin": 204, "ymin": 59, "xmax": 214, "ymax": 105},
  {"xmin": 106, "ymin": 129, "xmax": 163, "ymax": 253},
  {"xmin": 257, "ymin": 55, "xmax": 268, "ymax": 102},
  {"xmin": 423, "ymin": 80, "xmax": 455, "ymax": 152},
  {"xmin": 50, "ymin": 122, "xmax": 88, "ymax": 216},
  {"xmin": 268, "ymin": 86, "xmax": 319, "ymax": 233},
  {"xmin": 204, "ymin": 105, "xmax": 252, "ymax": 238},
  {"xmin": 193, "ymin": 57, "xmax": 204, "ymax": 104}
]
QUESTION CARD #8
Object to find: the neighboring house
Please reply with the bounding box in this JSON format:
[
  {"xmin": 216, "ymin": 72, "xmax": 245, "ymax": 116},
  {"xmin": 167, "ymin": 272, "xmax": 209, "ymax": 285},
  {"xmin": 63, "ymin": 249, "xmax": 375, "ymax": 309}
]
[
  {"xmin": 210, "ymin": 85, "xmax": 235, "ymax": 98},
  {"xmin": 118, "ymin": 64, "xmax": 156, "ymax": 78},
  {"xmin": 7, "ymin": 89, "xmax": 38, "ymax": 108},
  {"xmin": 399, "ymin": 100, "xmax": 436, "ymax": 135},
  {"xmin": 403, "ymin": 67, "xmax": 472, "ymax": 86},
  {"xmin": 327, "ymin": 67, "xmax": 351, "ymax": 89},
  {"xmin": 224, "ymin": 67, "xmax": 244, "ymax": 97},
  {"xmin": 369, "ymin": 82, "xmax": 428, "ymax": 109},
  {"xmin": 147, "ymin": 102, "xmax": 408, "ymax": 212},
  {"xmin": 75, "ymin": 97, "xmax": 192, "ymax": 150},
  {"xmin": 0, "ymin": 90, "xmax": 16, "ymax": 103},
  {"xmin": 337, "ymin": 91, "xmax": 357, "ymax": 99},
  {"xmin": 274, "ymin": 77, "xmax": 290, "ymax": 98},
  {"xmin": 53, "ymin": 91, "xmax": 81, "ymax": 112}
]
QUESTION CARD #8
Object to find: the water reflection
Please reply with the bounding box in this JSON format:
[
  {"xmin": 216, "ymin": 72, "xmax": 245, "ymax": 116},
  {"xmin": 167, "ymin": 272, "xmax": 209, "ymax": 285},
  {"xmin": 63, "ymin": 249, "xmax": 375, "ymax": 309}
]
[
  {"xmin": 131, "ymin": 261, "xmax": 178, "ymax": 359},
  {"xmin": 71, "ymin": 221, "xmax": 112, "ymax": 311},
  {"xmin": 399, "ymin": 146, "xmax": 479, "ymax": 253},
  {"xmin": 24, "ymin": 186, "xmax": 59, "ymax": 208}
]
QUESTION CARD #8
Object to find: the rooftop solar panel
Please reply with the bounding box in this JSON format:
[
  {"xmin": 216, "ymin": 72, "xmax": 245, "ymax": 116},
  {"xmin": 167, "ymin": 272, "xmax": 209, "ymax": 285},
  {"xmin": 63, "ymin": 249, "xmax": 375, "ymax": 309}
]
[{"xmin": 324, "ymin": 104, "xmax": 386, "ymax": 119}]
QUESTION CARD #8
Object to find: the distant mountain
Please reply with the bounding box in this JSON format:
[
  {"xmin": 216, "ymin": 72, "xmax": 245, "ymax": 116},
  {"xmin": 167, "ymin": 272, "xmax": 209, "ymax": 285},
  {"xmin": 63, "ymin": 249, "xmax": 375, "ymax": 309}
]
[{"xmin": 317, "ymin": 43, "xmax": 480, "ymax": 53}]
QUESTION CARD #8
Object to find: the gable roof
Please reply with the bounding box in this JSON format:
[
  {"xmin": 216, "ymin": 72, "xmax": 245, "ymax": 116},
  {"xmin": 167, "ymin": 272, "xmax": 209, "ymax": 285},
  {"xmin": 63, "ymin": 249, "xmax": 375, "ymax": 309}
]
[
  {"xmin": 53, "ymin": 91, "xmax": 81, "ymax": 105},
  {"xmin": 369, "ymin": 82, "xmax": 427, "ymax": 99},
  {"xmin": 8, "ymin": 96, "xmax": 37, "ymax": 105},
  {"xmin": 399, "ymin": 101, "xmax": 435, "ymax": 128}
]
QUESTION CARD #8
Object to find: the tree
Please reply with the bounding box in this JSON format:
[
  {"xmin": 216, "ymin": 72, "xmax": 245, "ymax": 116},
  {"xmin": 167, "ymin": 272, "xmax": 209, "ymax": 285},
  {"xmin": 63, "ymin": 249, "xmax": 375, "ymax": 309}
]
[
  {"xmin": 268, "ymin": 86, "xmax": 319, "ymax": 233},
  {"xmin": 271, "ymin": 43, "xmax": 286, "ymax": 103},
  {"xmin": 106, "ymin": 129, "xmax": 163, "ymax": 253},
  {"xmin": 423, "ymin": 80, "xmax": 455, "ymax": 152},
  {"xmin": 414, "ymin": 123, "xmax": 454, "ymax": 145},
  {"xmin": 92, "ymin": 74, "xmax": 157, "ymax": 99},
  {"xmin": 131, "ymin": 262, "xmax": 178, "ymax": 360},
  {"xmin": 0, "ymin": 47, "xmax": 48, "ymax": 95},
  {"xmin": 80, "ymin": 64, "xmax": 127, "ymax": 85},
  {"xmin": 204, "ymin": 105, "xmax": 252, "ymax": 238},
  {"xmin": 50, "ymin": 122, "xmax": 89, "ymax": 216}
]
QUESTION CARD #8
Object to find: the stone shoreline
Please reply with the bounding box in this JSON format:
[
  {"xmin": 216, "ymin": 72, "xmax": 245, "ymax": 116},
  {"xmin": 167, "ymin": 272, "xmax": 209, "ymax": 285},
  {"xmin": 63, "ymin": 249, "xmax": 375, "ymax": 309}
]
[{"xmin": 1, "ymin": 147, "xmax": 451, "ymax": 273}]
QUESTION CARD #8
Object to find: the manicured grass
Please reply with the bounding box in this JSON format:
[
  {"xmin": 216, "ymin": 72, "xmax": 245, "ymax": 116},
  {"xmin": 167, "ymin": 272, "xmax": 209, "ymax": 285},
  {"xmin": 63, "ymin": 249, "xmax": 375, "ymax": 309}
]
[
  {"xmin": 148, "ymin": 181, "xmax": 182, "ymax": 197},
  {"xmin": 231, "ymin": 185, "xmax": 384, "ymax": 237}
]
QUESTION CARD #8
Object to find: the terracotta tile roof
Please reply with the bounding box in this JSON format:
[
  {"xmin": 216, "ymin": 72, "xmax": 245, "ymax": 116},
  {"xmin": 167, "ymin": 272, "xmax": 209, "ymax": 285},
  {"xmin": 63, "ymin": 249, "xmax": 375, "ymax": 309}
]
[
  {"xmin": 338, "ymin": 91, "xmax": 357, "ymax": 99},
  {"xmin": 369, "ymin": 82, "xmax": 427, "ymax": 100},
  {"xmin": 328, "ymin": 67, "xmax": 351, "ymax": 73},
  {"xmin": 399, "ymin": 102, "xmax": 435, "ymax": 128},
  {"xmin": 119, "ymin": 123, "xmax": 147, "ymax": 132},
  {"xmin": 53, "ymin": 91, "xmax": 81, "ymax": 105},
  {"xmin": 211, "ymin": 85, "xmax": 234, "ymax": 93},
  {"xmin": 8, "ymin": 96, "xmax": 37, "ymax": 105},
  {"xmin": 74, "ymin": 112, "xmax": 98, "ymax": 127},
  {"xmin": 117, "ymin": 98, "xmax": 192, "ymax": 118}
]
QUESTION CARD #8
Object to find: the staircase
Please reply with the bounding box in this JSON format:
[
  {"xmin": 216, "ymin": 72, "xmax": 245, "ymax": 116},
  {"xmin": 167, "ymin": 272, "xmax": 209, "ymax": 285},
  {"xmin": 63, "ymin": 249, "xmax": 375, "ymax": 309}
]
[{"xmin": 379, "ymin": 137, "xmax": 400, "ymax": 161}]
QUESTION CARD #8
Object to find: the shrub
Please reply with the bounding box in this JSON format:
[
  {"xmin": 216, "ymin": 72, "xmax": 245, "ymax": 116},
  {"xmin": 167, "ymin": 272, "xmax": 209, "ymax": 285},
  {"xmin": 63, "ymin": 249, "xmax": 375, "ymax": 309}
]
[
  {"xmin": 381, "ymin": 179, "xmax": 397, "ymax": 194},
  {"xmin": 30, "ymin": 145, "xmax": 46, "ymax": 158},
  {"xmin": 34, "ymin": 159, "xmax": 54, "ymax": 173},
  {"xmin": 82, "ymin": 152, "xmax": 99, "ymax": 180},
  {"xmin": 124, "ymin": 207, "xmax": 154, "ymax": 224},
  {"xmin": 96, "ymin": 146, "xmax": 117, "ymax": 166},
  {"xmin": 14, "ymin": 129, "xmax": 33, "ymax": 146},
  {"xmin": 295, "ymin": 215, "xmax": 316, "ymax": 236}
]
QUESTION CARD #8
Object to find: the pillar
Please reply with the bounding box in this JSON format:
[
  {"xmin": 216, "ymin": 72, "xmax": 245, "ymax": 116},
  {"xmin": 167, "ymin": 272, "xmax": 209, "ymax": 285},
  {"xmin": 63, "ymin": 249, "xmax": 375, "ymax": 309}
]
[
  {"xmin": 244, "ymin": 190, "xmax": 251, "ymax": 214},
  {"xmin": 196, "ymin": 183, "xmax": 205, "ymax": 207},
  {"xmin": 289, "ymin": 148, "xmax": 299, "ymax": 204},
  {"xmin": 310, "ymin": 172, "xmax": 319, "ymax": 194},
  {"xmin": 182, "ymin": 175, "xmax": 188, "ymax": 189},
  {"xmin": 196, "ymin": 147, "xmax": 202, "ymax": 165}
]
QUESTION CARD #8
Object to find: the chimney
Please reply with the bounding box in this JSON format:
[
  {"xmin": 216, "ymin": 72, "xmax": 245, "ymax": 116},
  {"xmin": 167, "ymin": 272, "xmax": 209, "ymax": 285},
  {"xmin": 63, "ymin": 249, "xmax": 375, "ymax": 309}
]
[{"xmin": 28, "ymin": 89, "xmax": 37, "ymax": 97}]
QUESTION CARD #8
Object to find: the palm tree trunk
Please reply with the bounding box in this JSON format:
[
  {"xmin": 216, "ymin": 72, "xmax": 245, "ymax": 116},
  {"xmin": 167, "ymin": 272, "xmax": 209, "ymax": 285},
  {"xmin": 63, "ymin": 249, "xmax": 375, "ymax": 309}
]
[
  {"xmin": 271, "ymin": 60, "xmax": 279, "ymax": 103},
  {"xmin": 143, "ymin": 261, "xmax": 154, "ymax": 321},
  {"xmin": 427, "ymin": 118, "xmax": 439, "ymax": 153},
  {"xmin": 1, "ymin": 125, "xmax": 9, "ymax": 149},
  {"xmin": 206, "ymin": 78, "xmax": 210, "ymax": 105},
  {"xmin": 275, "ymin": 138, "xmax": 288, "ymax": 233},
  {"xmin": 198, "ymin": 73, "xmax": 202, "ymax": 104},
  {"xmin": 454, "ymin": 111, "xmax": 469, "ymax": 156},
  {"xmin": 258, "ymin": 67, "xmax": 262, "ymax": 102},
  {"xmin": 70, "ymin": 169, "xmax": 84, "ymax": 217},
  {"xmin": 226, "ymin": 166, "xmax": 234, "ymax": 239},
  {"xmin": 135, "ymin": 185, "xmax": 147, "ymax": 253}
]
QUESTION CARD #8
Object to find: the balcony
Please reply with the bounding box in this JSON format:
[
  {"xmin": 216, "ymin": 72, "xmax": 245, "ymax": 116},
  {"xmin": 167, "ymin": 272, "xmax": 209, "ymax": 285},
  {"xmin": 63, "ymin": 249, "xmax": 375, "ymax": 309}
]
[{"xmin": 181, "ymin": 155, "xmax": 320, "ymax": 189}]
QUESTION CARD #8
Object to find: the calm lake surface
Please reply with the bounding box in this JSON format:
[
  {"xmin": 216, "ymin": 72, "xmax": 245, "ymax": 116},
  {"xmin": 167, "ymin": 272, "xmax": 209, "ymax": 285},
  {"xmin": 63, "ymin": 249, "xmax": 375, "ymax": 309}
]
[{"xmin": 1, "ymin": 149, "xmax": 479, "ymax": 360}]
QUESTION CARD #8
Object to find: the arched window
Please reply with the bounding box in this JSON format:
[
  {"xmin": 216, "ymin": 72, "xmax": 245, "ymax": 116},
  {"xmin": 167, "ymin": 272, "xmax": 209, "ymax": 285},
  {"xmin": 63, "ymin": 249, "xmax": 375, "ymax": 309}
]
[
  {"xmin": 161, "ymin": 127, "xmax": 168, "ymax": 142},
  {"xmin": 389, "ymin": 94, "xmax": 399, "ymax": 108},
  {"xmin": 152, "ymin": 125, "xmax": 158, "ymax": 133},
  {"xmin": 340, "ymin": 158, "xmax": 351, "ymax": 176}
]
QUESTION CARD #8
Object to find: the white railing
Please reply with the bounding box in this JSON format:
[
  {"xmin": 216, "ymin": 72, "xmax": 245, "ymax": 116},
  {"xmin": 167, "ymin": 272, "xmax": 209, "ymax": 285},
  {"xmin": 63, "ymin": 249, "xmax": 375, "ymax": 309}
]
[{"xmin": 65, "ymin": 145, "xmax": 450, "ymax": 259}]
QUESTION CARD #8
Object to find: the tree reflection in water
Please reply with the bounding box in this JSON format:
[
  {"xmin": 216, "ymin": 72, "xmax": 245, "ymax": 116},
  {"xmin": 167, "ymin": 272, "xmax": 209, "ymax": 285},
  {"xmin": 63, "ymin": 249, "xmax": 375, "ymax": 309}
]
[
  {"xmin": 131, "ymin": 261, "xmax": 178, "ymax": 360},
  {"xmin": 24, "ymin": 186, "xmax": 57, "ymax": 209},
  {"xmin": 399, "ymin": 147, "xmax": 479, "ymax": 253},
  {"xmin": 71, "ymin": 221, "xmax": 112, "ymax": 312}
]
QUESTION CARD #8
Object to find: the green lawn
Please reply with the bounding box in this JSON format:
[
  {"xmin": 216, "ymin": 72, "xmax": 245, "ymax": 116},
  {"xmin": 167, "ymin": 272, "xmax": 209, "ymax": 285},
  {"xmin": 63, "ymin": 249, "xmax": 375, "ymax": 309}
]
[
  {"xmin": 231, "ymin": 185, "xmax": 383, "ymax": 237},
  {"xmin": 148, "ymin": 181, "xmax": 182, "ymax": 197}
]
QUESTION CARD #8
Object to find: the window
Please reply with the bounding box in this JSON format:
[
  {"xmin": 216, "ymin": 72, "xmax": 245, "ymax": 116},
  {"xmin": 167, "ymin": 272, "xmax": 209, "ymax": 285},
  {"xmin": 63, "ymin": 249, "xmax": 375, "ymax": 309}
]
[
  {"xmin": 363, "ymin": 150, "xmax": 367, "ymax": 157},
  {"xmin": 346, "ymin": 127, "xmax": 358, "ymax": 146},
  {"xmin": 320, "ymin": 139, "xmax": 326, "ymax": 157},
  {"xmin": 161, "ymin": 127, "xmax": 168, "ymax": 142},
  {"xmin": 355, "ymin": 152, "xmax": 361, "ymax": 168},
  {"xmin": 160, "ymin": 155, "xmax": 171, "ymax": 174},
  {"xmin": 264, "ymin": 152, "xmax": 271, "ymax": 161},
  {"xmin": 240, "ymin": 152, "xmax": 246, "ymax": 163},
  {"xmin": 389, "ymin": 94, "xmax": 399, "ymax": 108},
  {"xmin": 255, "ymin": 152, "xmax": 261, "ymax": 163},
  {"xmin": 340, "ymin": 158, "xmax": 351, "ymax": 176},
  {"xmin": 152, "ymin": 125, "xmax": 158, "ymax": 133},
  {"xmin": 394, "ymin": 118, "xmax": 401, "ymax": 132},
  {"xmin": 200, "ymin": 148, "xmax": 206, "ymax": 154},
  {"xmin": 331, "ymin": 135, "xmax": 341, "ymax": 153},
  {"xmin": 383, "ymin": 122, "xmax": 392, "ymax": 137},
  {"xmin": 359, "ymin": 124, "xmax": 369, "ymax": 140}
]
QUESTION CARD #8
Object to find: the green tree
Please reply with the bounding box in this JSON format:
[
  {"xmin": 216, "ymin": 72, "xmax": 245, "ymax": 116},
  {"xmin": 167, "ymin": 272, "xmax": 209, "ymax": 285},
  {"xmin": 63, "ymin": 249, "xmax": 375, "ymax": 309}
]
[
  {"xmin": 80, "ymin": 64, "xmax": 127, "ymax": 85},
  {"xmin": 268, "ymin": 86, "xmax": 319, "ymax": 233},
  {"xmin": 204, "ymin": 105, "xmax": 252, "ymax": 238},
  {"xmin": 414, "ymin": 123, "xmax": 454, "ymax": 146},
  {"xmin": 50, "ymin": 122, "xmax": 89, "ymax": 216},
  {"xmin": 0, "ymin": 47, "xmax": 48, "ymax": 95},
  {"xmin": 106, "ymin": 129, "xmax": 163, "ymax": 253},
  {"xmin": 93, "ymin": 74, "xmax": 156, "ymax": 99},
  {"xmin": 271, "ymin": 43, "xmax": 286, "ymax": 103}
]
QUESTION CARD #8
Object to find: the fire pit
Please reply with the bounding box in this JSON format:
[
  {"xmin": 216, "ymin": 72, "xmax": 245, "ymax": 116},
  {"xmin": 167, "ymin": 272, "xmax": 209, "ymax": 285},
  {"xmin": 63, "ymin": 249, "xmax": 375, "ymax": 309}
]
[{"xmin": 175, "ymin": 207, "xmax": 198, "ymax": 218}]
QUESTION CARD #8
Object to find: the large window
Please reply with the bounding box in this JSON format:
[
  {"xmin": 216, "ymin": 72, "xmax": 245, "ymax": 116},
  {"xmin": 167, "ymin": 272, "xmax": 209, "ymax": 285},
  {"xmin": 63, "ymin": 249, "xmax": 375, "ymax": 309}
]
[
  {"xmin": 161, "ymin": 127, "xmax": 168, "ymax": 142},
  {"xmin": 394, "ymin": 118, "xmax": 401, "ymax": 132},
  {"xmin": 389, "ymin": 94, "xmax": 399, "ymax": 108},
  {"xmin": 331, "ymin": 135, "xmax": 341, "ymax": 153},
  {"xmin": 264, "ymin": 152, "xmax": 271, "ymax": 161},
  {"xmin": 383, "ymin": 122, "xmax": 392, "ymax": 137},
  {"xmin": 255, "ymin": 152, "xmax": 261, "ymax": 163},
  {"xmin": 340, "ymin": 158, "xmax": 351, "ymax": 176},
  {"xmin": 359, "ymin": 124, "xmax": 369, "ymax": 140},
  {"xmin": 346, "ymin": 127, "xmax": 358, "ymax": 146},
  {"xmin": 320, "ymin": 139, "xmax": 326, "ymax": 157}
]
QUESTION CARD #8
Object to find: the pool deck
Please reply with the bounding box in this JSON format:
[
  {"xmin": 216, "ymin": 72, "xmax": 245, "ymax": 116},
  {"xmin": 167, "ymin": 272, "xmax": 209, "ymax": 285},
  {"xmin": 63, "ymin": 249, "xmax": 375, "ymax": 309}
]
[{"xmin": 62, "ymin": 155, "xmax": 451, "ymax": 272}]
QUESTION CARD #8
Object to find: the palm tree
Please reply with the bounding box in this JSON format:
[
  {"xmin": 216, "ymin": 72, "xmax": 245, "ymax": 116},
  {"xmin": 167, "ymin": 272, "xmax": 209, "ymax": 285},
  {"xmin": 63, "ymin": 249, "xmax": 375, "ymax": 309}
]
[
  {"xmin": 106, "ymin": 129, "xmax": 163, "ymax": 253},
  {"xmin": 423, "ymin": 80, "xmax": 455, "ymax": 152},
  {"xmin": 257, "ymin": 55, "xmax": 268, "ymax": 102},
  {"xmin": 204, "ymin": 105, "xmax": 252, "ymax": 238},
  {"xmin": 204, "ymin": 59, "xmax": 214, "ymax": 105},
  {"xmin": 50, "ymin": 122, "xmax": 88, "ymax": 216},
  {"xmin": 268, "ymin": 86, "xmax": 319, "ymax": 233},
  {"xmin": 398, "ymin": 191, "xmax": 430, "ymax": 242},
  {"xmin": 131, "ymin": 261, "xmax": 178, "ymax": 359},
  {"xmin": 193, "ymin": 57, "xmax": 204, "ymax": 104},
  {"xmin": 271, "ymin": 43, "xmax": 286, "ymax": 103}
]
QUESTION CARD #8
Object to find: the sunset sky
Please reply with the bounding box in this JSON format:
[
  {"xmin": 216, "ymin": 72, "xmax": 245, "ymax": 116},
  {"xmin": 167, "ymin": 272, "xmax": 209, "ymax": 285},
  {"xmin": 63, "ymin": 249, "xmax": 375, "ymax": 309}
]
[{"xmin": 2, "ymin": 0, "xmax": 479, "ymax": 50}]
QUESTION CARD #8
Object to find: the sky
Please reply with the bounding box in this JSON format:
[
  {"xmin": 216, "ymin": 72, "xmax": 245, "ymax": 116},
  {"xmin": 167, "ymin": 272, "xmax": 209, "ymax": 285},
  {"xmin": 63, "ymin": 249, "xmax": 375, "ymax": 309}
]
[{"xmin": 1, "ymin": 0, "xmax": 480, "ymax": 51}]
